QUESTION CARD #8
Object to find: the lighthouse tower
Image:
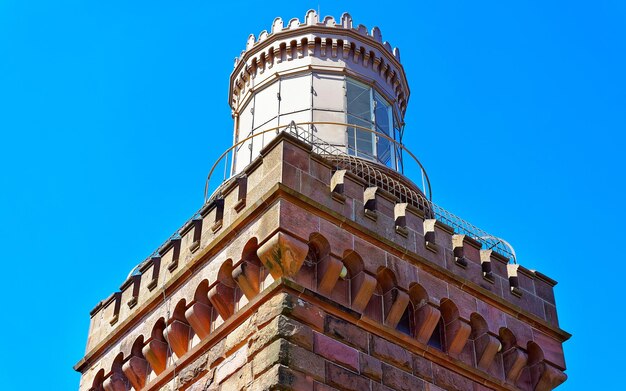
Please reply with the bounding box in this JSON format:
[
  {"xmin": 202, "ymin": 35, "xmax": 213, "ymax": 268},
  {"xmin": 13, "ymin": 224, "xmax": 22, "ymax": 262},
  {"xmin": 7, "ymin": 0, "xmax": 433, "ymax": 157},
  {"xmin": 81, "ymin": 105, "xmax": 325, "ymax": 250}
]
[{"xmin": 75, "ymin": 11, "xmax": 568, "ymax": 391}]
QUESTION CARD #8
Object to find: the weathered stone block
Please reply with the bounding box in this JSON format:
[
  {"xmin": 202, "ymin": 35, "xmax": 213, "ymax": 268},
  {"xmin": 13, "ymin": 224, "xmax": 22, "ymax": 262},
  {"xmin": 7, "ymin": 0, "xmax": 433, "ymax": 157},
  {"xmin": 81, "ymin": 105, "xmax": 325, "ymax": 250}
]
[
  {"xmin": 359, "ymin": 352, "xmax": 382, "ymax": 381},
  {"xmin": 369, "ymin": 335, "xmax": 412, "ymax": 372},
  {"xmin": 314, "ymin": 332, "xmax": 359, "ymax": 372},
  {"xmin": 325, "ymin": 362, "xmax": 370, "ymax": 391},
  {"xmin": 253, "ymin": 338, "xmax": 324, "ymax": 381},
  {"xmin": 324, "ymin": 315, "xmax": 368, "ymax": 352},
  {"xmin": 382, "ymin": 362, "xmax": 425, "ymax": 391}
]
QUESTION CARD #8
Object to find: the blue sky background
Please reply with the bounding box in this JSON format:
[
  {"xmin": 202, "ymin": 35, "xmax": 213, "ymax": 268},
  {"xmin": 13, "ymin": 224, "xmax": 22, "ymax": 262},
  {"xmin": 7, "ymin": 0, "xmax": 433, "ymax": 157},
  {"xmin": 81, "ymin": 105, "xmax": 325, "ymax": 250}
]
[{"xmin": 1, "ymin": 1, "xmax": 624, "ymax": 389}]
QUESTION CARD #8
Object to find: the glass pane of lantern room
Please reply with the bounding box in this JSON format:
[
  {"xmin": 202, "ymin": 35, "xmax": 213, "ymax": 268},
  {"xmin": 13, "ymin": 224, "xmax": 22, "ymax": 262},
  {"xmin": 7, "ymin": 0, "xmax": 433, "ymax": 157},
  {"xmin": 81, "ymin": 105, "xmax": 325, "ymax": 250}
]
[
  {"xmin": 346, "ymin": 80, "xmax": 375, "ymax": 159},
  {"xmin": 374, "ymin": 92, "xmax": 393, "ymax": 167},
  {"xmin": 394, "ymin": 116, "xmax": 403, "ymax": 172},
  {"xmin": 346, "ymin": 80, "xmax": 371, "ymax": 121},
  {"xmin": 356, "ymin": 128, "xmax": 374, "ymax": 160},
  {"xmin": 347, "ymin": 116, "xmax": 373, "ymax": 159}
]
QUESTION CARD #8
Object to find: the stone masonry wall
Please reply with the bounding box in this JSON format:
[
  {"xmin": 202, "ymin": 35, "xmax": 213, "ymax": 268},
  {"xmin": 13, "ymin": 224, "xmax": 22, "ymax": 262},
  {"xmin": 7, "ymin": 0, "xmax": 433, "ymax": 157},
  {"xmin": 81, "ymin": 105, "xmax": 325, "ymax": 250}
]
[
  {"xmin": 77, "ymin": 134, "xmax": 568, "ymax": 391},
  {"xmin": 173, "ymin": 291, "xmax": 543, "ymax": 391}
]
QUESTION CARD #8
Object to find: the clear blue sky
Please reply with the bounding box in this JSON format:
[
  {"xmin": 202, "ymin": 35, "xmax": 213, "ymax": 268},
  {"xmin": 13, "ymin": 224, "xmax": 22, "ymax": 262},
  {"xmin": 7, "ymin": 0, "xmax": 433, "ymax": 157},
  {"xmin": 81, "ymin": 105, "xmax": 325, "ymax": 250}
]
[{"xmin": 1, "ymin": 1, "xmax": 623, "ymax": 389}]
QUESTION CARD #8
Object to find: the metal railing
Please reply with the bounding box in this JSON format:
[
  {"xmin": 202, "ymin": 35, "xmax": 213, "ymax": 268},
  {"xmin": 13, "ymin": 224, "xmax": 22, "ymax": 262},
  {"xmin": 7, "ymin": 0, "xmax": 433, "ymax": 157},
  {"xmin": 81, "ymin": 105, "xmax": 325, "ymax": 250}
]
[
  {"xmin": 200, "ymin": 121, "xmax": 516, "ymax": 263},
  {"xmin": 279, "ymin": 122, "xmax": 432, "ymax": 215},
  {"xmin": 431, "ymin": 204, "xmax": 516, "ymax": 263},
  {"xmin": 204, "ymin": 121, "xmax": 432, "ymax": 201}
]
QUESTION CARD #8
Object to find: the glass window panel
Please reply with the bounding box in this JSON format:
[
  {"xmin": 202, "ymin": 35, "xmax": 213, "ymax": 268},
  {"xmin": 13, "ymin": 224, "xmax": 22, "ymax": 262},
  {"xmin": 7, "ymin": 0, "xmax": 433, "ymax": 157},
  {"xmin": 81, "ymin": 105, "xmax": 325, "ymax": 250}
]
[
  {"xmin": 347, "ymin": 80, "xmax": 372, "ymax": 121},
  {"xmin": 378, "ymin": 138, "xmax": 392, "ymax": 165},
  {"xmin": 347, "ymin": 128, "xmax": 355, "ymax": 155},
  {"xmin": 374, "ymin": 93, "xmax": 391, "ymax": 136},
  {"xmin": 374, "ymin": 92, "xmax": 393, "ymax": 166},
  {"xmin": 393, "ymin": 116, "xmax": 402, "ymax": 170},
  {"xmin": 347, "ymin": 80, "xmax": 374, "ymax": 159},
  {"xmin": 347, "ymin": 115, "xmax": 374, "ymax": 158}
]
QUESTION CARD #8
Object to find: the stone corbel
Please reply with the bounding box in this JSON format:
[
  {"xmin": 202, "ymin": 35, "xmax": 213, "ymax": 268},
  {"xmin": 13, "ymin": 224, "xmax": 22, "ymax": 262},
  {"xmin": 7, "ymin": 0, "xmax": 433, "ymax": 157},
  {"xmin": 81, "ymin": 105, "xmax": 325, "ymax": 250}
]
[
  {"xmin": 276, "ymin": 45, "xmax": 284, "ymax": 64},
  {"xmin": 331, "ymin": 39, "xmax": 338, "ymax": 58},
  {"xmin": 350, "ymin": 271, "xmax": 377, "ymax": 312},
  {"xmin": 232, "ymin": 259, "xmax": 261, "ymax": 299},
  {"xmin": 257, "ymin": 231, "xmax": 309, "ymax": 280},
  {"xmin": 185, "ymin": 301, "xmax": 213, "ymax": 340},
  {"xmin": 444, "ymin": 316, "xmax": 471, "ymax": 358},
  {"xmin": 286, "ymin": 42, "xmax": 295, "ymax": 61},
  {"xmin": 373, "ymin": 56, "xmax": 381, "ymax": 72},
  {"xmin": 363, "ymin": 50, "xmax": 371, "ymax": 68},
  {"xmin": 103, "ymin": 373, "xmax": 126, "ymax": 391},
  {"xmin": 307, "ymin": 39, "xmax": 315, "ymax": 57},
  {"xmin": 503, "ymin": 346, "xmax": 528, "ymax": 383},
  {"xmin": 122, "ymin": 356, "xmax": 149, "ymax": 390},
  {"xmin": 258, "ymin": 54, "xmax": 265, "ymax": 75},
  {"xmin": 383, "ymin": 63, "xmax": 391, "ymax": 82},
  {"xmin": 383, "ymin": 289, "xmax": 410, "ymax": 329},
  {"xmin": 353, "ymin": 46, "xmax": 361, "ymax": 63},
  {"xmin": 296, "ymin": 40, "xmax": 304, "ymax": 59},
  {"xmin": 142, "ymin": 338, "xmax": 168, "ymax": 375},
  {"xmin": 317, "ymin": 255, "xmax": 343, "ymax": 296},
  {"xmin": 245, "ymin": 63, "xmax": 253, "ymax": 81},
  {"xmin": 474, "ymin": 332, "xmax": 501, "ymax": 371},
  {"xmin": 414, "ymin": 303, "xmax": 441, "ymax": 344},
  {"xmin": 267, "ymin": 48, "xmax": 275, "ymax": 69},
  {"xmin": 320, "ymin": 39, "xmax": 327, "ymax": 57},
  {"xmin": 164, "ymin": 319, "xmax": 191, "ymax": 358},
  {"xmin": 530, "ymin": 361, "xmax": 567, "ymax": 391},
  {"xmin": 342, "ymin": 40, "xmax": 351, "ymax": 59},
  {"xmin": 208, "ymin": 281, "xmax": 236, "ymax": 320},
  {"xmin": 244, "ymin": 67, "xmax": 251, "ymax": 87},
  {"xmin": 250, "ymin": 61, "xmax": 258, "ymax": 79}
]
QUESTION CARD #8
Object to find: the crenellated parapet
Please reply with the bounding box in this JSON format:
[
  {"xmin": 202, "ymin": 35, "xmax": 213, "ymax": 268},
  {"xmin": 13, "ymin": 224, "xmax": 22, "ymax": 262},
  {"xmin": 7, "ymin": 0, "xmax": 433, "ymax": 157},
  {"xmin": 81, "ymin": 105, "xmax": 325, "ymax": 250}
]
[
  {"xmin": 234, "ymin": 11, "xmax": 402, "ymax": 68},
  {"xmin": 229, "ymin": 10, "xmax": 408, "ymax": 115},
  {"xmin": 77, "ymin": 133, "xmax": 568, "ymax": 391}
]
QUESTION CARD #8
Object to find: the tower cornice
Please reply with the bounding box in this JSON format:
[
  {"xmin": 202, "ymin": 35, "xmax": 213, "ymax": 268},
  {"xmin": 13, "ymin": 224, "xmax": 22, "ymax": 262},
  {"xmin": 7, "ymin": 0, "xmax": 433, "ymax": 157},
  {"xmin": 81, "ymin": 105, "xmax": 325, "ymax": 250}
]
[{"xmin": 228, "ymin": 11, "xmax": 410, "ymax": 116}]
